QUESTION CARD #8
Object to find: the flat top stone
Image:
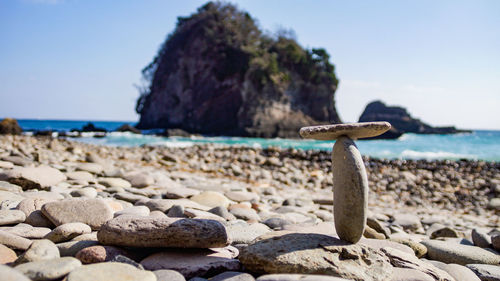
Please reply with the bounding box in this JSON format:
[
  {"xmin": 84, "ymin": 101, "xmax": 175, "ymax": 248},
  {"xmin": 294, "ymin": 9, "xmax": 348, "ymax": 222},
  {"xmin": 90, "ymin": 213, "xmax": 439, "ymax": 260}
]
[{"xmin": 299, "ymin": 122, "xmax": 391, "ymax": 140}]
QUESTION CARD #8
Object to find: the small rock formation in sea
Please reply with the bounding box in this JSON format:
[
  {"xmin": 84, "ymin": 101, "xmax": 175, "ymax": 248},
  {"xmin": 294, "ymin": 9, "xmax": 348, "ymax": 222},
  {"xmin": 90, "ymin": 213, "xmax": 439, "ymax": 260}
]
[
  {"xmin": 135, "ymin": 2, "xmax": 341, "ymax": 138},
  {"xmin": 359, "ymin": 100, "xmax": 470, "ymax": 139},
  {"xmin": 115, "ymin": 124, "xmax": 141, "ymax": 134},
  {"xmin": 0, "ymin": 118, "xmax": 22, "ymax": 135},
  {"xmin": 80, "ymin": 123, "xmax": 107, "ymax": 133}
]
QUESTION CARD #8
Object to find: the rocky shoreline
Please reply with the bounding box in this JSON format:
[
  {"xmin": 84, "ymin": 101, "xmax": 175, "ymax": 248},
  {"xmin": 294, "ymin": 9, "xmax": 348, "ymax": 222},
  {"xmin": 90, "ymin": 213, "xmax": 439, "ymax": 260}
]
[{"xmin": 0, "ymin": 135, "xmax": 499, "ymax": 280}]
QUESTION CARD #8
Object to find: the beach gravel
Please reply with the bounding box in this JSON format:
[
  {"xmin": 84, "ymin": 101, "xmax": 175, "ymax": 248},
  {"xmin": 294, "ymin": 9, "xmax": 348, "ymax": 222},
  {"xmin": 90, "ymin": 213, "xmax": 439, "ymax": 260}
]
[{"xmin": 0, "ymin": 135, "xmax": 499, "ymax": 280}]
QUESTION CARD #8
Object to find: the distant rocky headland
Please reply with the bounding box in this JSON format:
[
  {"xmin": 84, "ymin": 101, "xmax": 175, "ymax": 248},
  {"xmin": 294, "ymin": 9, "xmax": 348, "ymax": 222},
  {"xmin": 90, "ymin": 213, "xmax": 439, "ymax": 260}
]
[
  {"xmin": 135, "ymin": 2, "xmax": 341, "ymax": 138},
  {"xmin": 359, "ymin": 101, "xmax": 471, "ymax": 139}
]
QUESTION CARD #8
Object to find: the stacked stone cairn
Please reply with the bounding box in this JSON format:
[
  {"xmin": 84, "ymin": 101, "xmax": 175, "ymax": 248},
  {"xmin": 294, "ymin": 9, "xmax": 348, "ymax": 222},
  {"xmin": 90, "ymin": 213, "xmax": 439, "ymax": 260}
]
[
  {"xmin": 0, "ymin": 129, "xmax": 500, "ymax": 281},
  {"xmin": 299, "ymin": 122, "xmax": 392, "ymax": 243}
]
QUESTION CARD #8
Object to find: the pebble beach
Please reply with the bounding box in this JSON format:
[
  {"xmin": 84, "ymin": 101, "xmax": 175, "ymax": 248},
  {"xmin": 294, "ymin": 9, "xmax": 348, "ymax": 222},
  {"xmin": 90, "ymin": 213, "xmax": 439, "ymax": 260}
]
[{"xmin": 1, "ymin": 134, "xmax": 500, "ymax": 281}]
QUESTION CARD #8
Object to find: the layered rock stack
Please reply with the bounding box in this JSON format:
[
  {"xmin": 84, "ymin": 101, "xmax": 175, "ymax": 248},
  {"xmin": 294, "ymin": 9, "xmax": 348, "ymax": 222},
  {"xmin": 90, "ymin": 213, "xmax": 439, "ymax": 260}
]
[{"xmin": 0, "ymin": 134, "xmax": 499, "ymax": 281}]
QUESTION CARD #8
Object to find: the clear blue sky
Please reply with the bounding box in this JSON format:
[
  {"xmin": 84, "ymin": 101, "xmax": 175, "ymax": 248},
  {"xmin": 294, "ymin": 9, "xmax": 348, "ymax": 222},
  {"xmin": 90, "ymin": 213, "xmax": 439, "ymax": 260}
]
[{"xmin": 1, "ymin": 0, "xmax": 499, "ymax": 129}]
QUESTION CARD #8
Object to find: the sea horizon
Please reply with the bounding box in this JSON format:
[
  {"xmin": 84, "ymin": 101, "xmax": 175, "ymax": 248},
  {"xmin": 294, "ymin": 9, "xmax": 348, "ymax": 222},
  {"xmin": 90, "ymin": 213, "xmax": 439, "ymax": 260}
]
[
  {"xmin": 9, "ymin": 119, "xmax": 500, "ymax": 162},
  {"xmin": 11, "ymin": 118, "xmax": 500, "ymax": 132}
]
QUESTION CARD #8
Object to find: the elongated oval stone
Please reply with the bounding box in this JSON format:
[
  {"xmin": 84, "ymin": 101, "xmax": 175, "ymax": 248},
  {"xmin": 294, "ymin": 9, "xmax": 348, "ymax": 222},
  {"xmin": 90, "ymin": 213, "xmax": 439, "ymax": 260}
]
[
  {"xmin": 97, "ymin": 216, "xmax": 231, "ymax": 248},
  {"xmin": 332, "ymin": 136, "xmax": 368, "ymax": 243}
]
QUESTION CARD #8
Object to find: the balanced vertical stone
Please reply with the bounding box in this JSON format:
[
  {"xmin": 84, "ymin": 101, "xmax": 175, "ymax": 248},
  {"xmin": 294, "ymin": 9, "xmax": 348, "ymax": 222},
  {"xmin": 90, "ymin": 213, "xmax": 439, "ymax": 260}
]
[
  {"xmin": 300, "ymin": 122, "xmax": 391, "ymax": 243},
  {"xmin": 332, "ymin": 136, "xmax": 368, "ymax": 243}
]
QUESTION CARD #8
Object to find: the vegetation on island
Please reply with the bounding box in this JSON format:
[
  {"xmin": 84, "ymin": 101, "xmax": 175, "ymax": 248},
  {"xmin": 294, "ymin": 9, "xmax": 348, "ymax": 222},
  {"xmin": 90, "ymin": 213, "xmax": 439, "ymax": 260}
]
[{"xmin": 136, "ymin": 1, "xmax": 340, "ymax": 137}]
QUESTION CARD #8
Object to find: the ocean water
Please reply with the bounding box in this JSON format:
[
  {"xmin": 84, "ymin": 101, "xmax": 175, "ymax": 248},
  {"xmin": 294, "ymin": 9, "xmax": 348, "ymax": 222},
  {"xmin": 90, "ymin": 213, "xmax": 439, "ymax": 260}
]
[
  {"xmin": 16, "ymin": 119, "xmax": 500, "ymax": 161},
  {"xmin": 17, "ymin": 119, "xmax": 134, "ymax": 132}
]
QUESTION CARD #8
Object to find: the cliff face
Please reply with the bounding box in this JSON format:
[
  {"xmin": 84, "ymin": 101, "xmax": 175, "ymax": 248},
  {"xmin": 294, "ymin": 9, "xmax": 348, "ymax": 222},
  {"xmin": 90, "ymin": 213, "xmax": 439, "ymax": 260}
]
[
  {"xmin": 359, "ymin": 101, "xmax": 469, "ymax": 138},
  {"xmin": 136, "ymin": 2, "xmax": 340, "ymax": 138}
]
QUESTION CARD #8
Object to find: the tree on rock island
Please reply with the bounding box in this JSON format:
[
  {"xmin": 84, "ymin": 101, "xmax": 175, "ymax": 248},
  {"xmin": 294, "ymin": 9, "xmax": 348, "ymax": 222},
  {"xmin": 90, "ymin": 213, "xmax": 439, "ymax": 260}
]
[{"xmin": 136, "ymin": 1, "xmax": 341, "ymax": 138}]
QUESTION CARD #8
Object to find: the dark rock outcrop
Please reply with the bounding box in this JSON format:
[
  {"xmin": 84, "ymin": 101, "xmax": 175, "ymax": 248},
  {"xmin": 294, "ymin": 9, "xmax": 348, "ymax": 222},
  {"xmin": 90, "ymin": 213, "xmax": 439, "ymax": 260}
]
[
  {"xmin": 0, "ymin": 118, "xmax": 22, "ymax": 135},
  {"xmin": 359, "ymin": 101, "xmax": 470, "ymax": 139},
  {"xmin": 81, "ymin": 123, "xmax": 106, "ymax": 133},
  {"xmin": 136, "ymin": 2, "xmax": 341, "ymax": 138},
  {"xmin": 116, "ymin": 124, "xmax": 141, "ymax": 134}
]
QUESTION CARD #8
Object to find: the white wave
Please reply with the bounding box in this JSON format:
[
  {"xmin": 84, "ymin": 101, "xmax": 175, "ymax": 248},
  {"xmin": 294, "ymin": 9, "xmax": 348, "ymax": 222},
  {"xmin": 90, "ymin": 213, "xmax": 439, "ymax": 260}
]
[
  {"xmin": 400, "ymin": 149, "xmax": 475, "ymax": 160},
  {"xmin": 398, "ymin": 133, "xmax": 417, "ymax": 141},
  {"xmin": 79, "ymin": 132, "xmax": 97, "ymax": 137},
  {"xmin": 379, "ymin": 150, "xmax": 392, "ymax": 155},
  {"xmin": 251, "ymin": 143, "xmax": 262, "ymax": 149},
  {"xmin": 152, "ymin": 140, "xmax": 194, "ymax": 148}
]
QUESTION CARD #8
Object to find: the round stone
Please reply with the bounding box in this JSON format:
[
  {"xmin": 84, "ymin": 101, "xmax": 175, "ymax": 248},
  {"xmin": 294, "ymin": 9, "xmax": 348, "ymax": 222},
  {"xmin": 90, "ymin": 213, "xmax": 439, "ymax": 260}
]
[
  {"xmin": 41, "ymin": 198, "xmax": 113, "ymax": 230},
  {"xmin": 466, "ymin": 264, "xmax": 500, "ymax": 281},
  {"xmin": 14, "ymin": 257, "xmax": 82, "ymax": 280},
  {"xmin": 421, "ymin": 240, "xmax": 500, "ymax": 265},
  {"xmin": 0, "ymin": 264, "xmax": 30, "ymax": 281},
  {"xmin": 153, "ymin": 269, "xmax": 186, "ymax": 281},
  {"xmin": 66, "ymin": 262, "xmax": 156, "ymax": 281},
  {"xmin": 0, "ymin": 231, "xmax": 32, "ymax": 250},
  {"xmin": 0, "ymin": 244, "xmax": 17, "ymax": 264},
  {"xmin": 256, "ymin": 274, "xmax": 352, "ymax": 281},
  {"xmin": 332, "ymin": 136, "xmax": 368, "ymax": 243},
  {"xmin": 75, "ymin": 245, "xmax": 130, "ymax": 264},
  {"xmin": 16, "ymin": 239, "xmax": 60, "ymax": 263},
  {"xmin": 44, "ymin": 222, "xmax": 92, "ymax": 243},
  {"xmin": 190, "ymin": 191, "xmax": 231, "ymax": 208},
  {"xmin": 299, "ymin": 122, "xmax": 391, "ymax": 140},
  {"xmin": 0, "ymin": 210, "xmax": 26, "ymax": 225}
]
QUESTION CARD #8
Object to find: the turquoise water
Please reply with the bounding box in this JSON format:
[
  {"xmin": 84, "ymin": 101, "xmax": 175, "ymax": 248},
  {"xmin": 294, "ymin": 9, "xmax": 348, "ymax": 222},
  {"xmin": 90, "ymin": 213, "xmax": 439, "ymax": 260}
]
[
  {"xmin": 17, "ymin": 119, "xmax": 134, "ymax": 132},
  {"xmin": 15, "ymin": 119, "xmax": 500, "ymax": 161},
  {"xmin": 77, "ymin": 130, "xmax": 500, "ymax": 161}
]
